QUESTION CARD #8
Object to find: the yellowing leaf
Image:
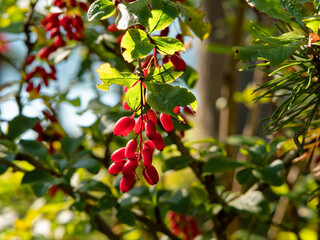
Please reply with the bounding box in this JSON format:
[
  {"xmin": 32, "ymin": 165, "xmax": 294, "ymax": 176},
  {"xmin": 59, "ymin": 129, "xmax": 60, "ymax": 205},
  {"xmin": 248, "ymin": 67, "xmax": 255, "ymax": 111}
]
[{"xmin": 96, "ymin": 63, "xmax": 139, "ymax": 91}]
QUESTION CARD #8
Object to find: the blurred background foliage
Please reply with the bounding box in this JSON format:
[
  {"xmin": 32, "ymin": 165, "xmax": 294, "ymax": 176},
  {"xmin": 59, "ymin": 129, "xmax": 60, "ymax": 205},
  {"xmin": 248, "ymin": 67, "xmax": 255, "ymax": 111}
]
[{"xmin": 2, "ymin": 0, "xmax": 320, "ymax": 240}]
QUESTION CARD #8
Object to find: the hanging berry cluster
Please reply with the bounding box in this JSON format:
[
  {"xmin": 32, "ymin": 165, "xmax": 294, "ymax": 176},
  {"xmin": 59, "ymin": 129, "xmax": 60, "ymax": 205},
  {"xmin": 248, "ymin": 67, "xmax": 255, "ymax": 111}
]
[
  {"xmin": 24, "ymin": 0, "xmax": 88, "ymax": 92},
  {"xmin": 108, "ymin": 77, "xmax": 177, "ymax": 192},
  {"xmin": 168, "ymin": 211, "xmax": 200, "ymax": 240}
]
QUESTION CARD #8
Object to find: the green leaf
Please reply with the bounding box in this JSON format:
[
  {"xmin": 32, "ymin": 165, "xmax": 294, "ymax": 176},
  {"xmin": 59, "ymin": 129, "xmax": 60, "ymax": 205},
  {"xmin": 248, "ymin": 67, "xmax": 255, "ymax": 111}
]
[
  {"xmin": 177, "ymin": 3, "xmax": 211, "ymax": 40},
  {"xmin": 96, "ymin": 63, "xmax": 139, "ymax": 91},
  {"xmin": 246, "ymin": 0, "xmax": 302, "ymax": 29},
  {"xmin": 279, "ymin": 0, "xmax": 306, "ymax": 29},
  {"xmin": 303, "ymin": 16, "xmax": 320, "ymax": 34},
  {"xmin": 252, "ymin": 159, "xmax": 285, "ymax": 186},
  {"xmin": 115, "ymin": 0, "xmax": 152, "ymax": 29},
  {"xmin": 22, "ymin": 169, "xmax": 65, "ymax": 197},
  {"xmin": 145, "ymin": 62, "xmax": 183, "ymax": 84},
  {"xmin": 236, "ymin": 168, "xmax": 256, "ymax": 185},
  {"xmin": 116, "ymin": 208, "xmax": 135, "ymax": 226},
  {"xmin": 207, "ymin": 43, "xmax": 234, "ymax": 55},
  {"xmin": 180, "ymin": 66, "xmax": 198, "ymax": 89},
  {"xmin": 202, "ymin": 156, "xmax": 251, "ymax": 174},
  {"xmin": 164, "ymin": 189, "xmax": 190, "ymax": 214},
  {"xmin": 145, "ymin": 83, "xmax": 197, "ymax": 116},
  {"xmin": 78, "ymin": 179, "xmax": 111, "ymax": 192},
  {"xmin": 125, "ymin": 82, "xmax": 144, "ymax": 111},
  {"xmin": 148, "ymin": 0, "xmax": 179, "ymax": 33},
  {"xmin": 120, "ymin": 29, "xmax": 155, "ymax": 63},
  {"xmin": 229, "ymin": 191, "xmax": 269, "ymax": 216},
  {"xmin": 162, "ymin": 156, "xmax": 194, "ymax": 172},
  {"xmin": 71, "ymin": 158, "xmax": 101, "ymax": 174},
  {"xmin": 225, "ymin": 135, "xmax": 265, "ymax": 146},
  {"xmin": 61, "ymin": 135, "xmax": 85, "ymax": 159},
  {"xmin": 255, "ymin": 31, "xmax": 305, "ymax": 45},
  {"xmin": 234, "ymin": 40, "xmax": 302, "ymax": 67},
  {"xmin": 19, "ymin": 140, "xmax": 51, "ymax": 167},
  {"xmin": 7, "ymin": 115, "xmax": 39, "ymax": 140},
  {"xmin": 87, "ymin": 0, "xmax": 116, "ymax": 22},
  {"xmin": 151, "ymin": 36, "xmax": 185, "ymax": 55}
]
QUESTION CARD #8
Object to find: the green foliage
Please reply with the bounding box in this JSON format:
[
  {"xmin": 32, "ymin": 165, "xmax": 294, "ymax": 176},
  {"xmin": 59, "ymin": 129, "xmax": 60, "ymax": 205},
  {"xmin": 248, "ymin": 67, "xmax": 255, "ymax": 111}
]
[
  {"xmin": 145, "ymin": 82, "xmax": 197, "ymax": 116},
  {"xmin": 96, "ymin": 63, "xmax": 139, "ymax": 90},
  {"xmin": 148, "ymin": 0, "xmax": 179, "ymax": 33},
  {"xmin": 116, "ymin": 0, "xmax": 152, "ymax": 29},
  {"xmin": 3, "ymin": 0, "xmax": 320, "ymax": 239},
  {"xmin": 120, "ymin": 29, "xmax": 155, "ymax": 63},
  {"xmin": 87, "ymin": 0, "xmax": 116, "ymax": 22},
  {"xmin": 7, "ymin": 115, "xmax": 39, "ymax": 140}
]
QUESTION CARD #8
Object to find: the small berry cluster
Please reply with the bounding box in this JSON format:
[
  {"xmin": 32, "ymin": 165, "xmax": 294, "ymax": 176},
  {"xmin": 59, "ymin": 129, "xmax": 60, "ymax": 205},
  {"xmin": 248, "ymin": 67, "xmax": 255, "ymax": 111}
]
[
  {"xmin": 25, "ymin": 62, "xmax": 57, "ymax": 92},
  {"xmin": 168, "ymin": 211, "xmax": 200, "ymax": 240},
  {"xmin": 24, "ymin": 1, "xmax": 88, "ymax": 92},
  {"xmin": 141, "ymin": 28, "xmax": 186, "ymax": 74},
  {"xmin": 40, "ymin": 0, "xmax": 87, "ymax": 59},
  {"xmin": 108, "ymin": 82, "xmax": 176, "ymax": 192},
  {"xmin": 33, "ymin": 110, "xmax": 63, "ymax": 154}
]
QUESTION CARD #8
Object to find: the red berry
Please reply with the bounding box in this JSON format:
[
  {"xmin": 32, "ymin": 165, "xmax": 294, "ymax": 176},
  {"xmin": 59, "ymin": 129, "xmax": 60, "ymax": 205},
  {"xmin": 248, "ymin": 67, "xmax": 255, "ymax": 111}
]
[
  {"xmin": 72, "ymin": 15, "xmax": 84, "ymax": 30},
  {"xmin": 26, "ymin": 82, "xmax": 33, "ymax": 92},
  {"xmin": 160, "ymin": 113, "xmax": 174, "ymax": 132},
  {"xmin": 142, "ymin": 168, "xmax": 154, "ymax": 185},
  {"xmin": 133, "ymin": 115, "xmax": 145, "ymax": 134},
  {"xmin": 125, "ymin": 139, "xmax": 137, "ymax": 159},
  {"xmin": 111, "ymin": 147, "xmax": 126, "ymax": 161},
  {"xmin": 60, "ymin": 15, "xmax": 72, "ymax": 30},
  {"xmin": 120, "ymin": 173, "xmax": 135, "ymax": 192},
  {"xmin": 145, "ymin": 120, "xmax": 156, "ymax": 139},
  {"xmin": 50, "ymin": 27, "xmax": 61, "ymax": 38},
  {"xmin": 176, "ymin": 34, "xmax": 184, "ymax": 43},
  {"xmin": 146, "ymin": 110, "xmax": 157, "ymax": 126},
  {"xmin": 173, "ymin": 106, "xmax": 180, "ymax": 114},
  {"xmin": 183, "ymin": 106, "xmax": 195, "ymax": 115},
  {"xmin": 48, "ymin": 185, "xmax": 59, "ymax": 198},
  {"xmin": 151, "ymin": 133, "xmax": 165, "ymax": 151},
  {"xmin": 108, "ymin": 160, "xmax": 126, "ymax": 174},
  {"xmin": 143, "ymin": 68, "xmax": 148, "ymax": 77},
  {"xmin": 54, "ymin": 35, "xmax": 66, "ymax": 47},
  {"xmin": 163, "ymin": 55, "xmax": 169, "ymax": 64},
  {"xmin": 26, "ymin": 54, "xmax": 35, "ymax": 65},
  {"xmin": 26, "ymin": 69, "xmax": 36, "ymax": 81},
  {"xmin": 113, "ymin": 117, "xmax": 135, "ymax": 136},
  {"xmin": 141, "ymin": 55, "xmax": 153, "ymax": 69},
  {"xmin": 122, "ymin": 100, "xmax": 130, "ymax": 111},
  {"xmin": 117, "ymin": 33, "xmax": 125, "ymax": 44},
  {"xmin": 108, "ymin": 24, "xmax": 119, "ymax": 33},
  {"xmin": 144, "ymin": 165, "xmax": 159, "ymax": 185},
  {"xmin": 78, "ymin": 2, "xmax": 89, "ymax": 12},
  {"xmin": 160, "ymin": 27, "xmax": 169, "ymax": 37},
  {"xmin": 35, "ymin": 84, "xmax": 41, "ymax": 93},
  {"xmin": 124, "ymin": 86, "xmax": 128, "ymax": 92},
  {"xmin": 69, "ymin": 0, "xmax": 77, "ymax": 7},
  {"xmin": 122, "ymin": 159, "xmax": 138, "ymax": 176},
  {"xmin": 142, "ymin": 148, "xmax": 153, "ymax": 167},
  {"xmin": 143, "ymin": 141, "xmax": 155, "ymax": 155},
  {"xmin": 170, "ymin": 54, "xmax": 186, "ymax": 71}
]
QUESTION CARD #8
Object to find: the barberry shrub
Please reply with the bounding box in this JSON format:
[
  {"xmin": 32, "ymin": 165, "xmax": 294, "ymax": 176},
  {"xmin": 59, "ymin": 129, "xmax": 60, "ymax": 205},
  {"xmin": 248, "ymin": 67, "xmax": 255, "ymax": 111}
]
[{"xmin": 2, "ymin": 0, "xmax": 320, "ymax": 239}]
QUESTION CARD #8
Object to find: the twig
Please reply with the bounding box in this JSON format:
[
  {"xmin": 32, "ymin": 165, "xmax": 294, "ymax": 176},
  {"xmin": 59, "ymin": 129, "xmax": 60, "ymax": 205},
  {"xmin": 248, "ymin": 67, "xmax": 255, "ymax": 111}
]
[{"xmin": 0, "ymin": 157, "xmax": 27, "ymax": 173}]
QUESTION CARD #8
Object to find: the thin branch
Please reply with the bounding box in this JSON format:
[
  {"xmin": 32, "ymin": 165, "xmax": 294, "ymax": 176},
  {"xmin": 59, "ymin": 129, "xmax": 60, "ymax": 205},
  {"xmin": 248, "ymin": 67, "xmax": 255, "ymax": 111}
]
[
  {"xmin": 0, "ymin": 157, "xmax": 27, "ymax": 173},
  {"xmin": 134, "ymin": 212, "xmax": 181, "ymax": 240}
]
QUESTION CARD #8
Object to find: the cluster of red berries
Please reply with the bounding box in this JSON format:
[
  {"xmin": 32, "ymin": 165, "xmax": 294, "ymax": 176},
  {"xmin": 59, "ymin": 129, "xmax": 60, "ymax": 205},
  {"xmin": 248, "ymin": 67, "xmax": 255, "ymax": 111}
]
[
  {"xmin": 108, "ymin": 83, "xmax": 178, "ymax": 192},
  {"xmin": 141, "ymin": 28, "xmax": 187, "ymax": 75},
  {"xmin": 39, "ymin": 0, "xmax": 88, "ymax": 59},
  {"xmin": 33, "ymin": 110, "xmax": 62, "ymax": 154},
  {"xmin": 24, "ymin": 1, "xmax": 88, "ymax": 92},
  {"xmin": 25, "ymin": 60, "xmax": 57, "ymax": 92},
  {"xmin": 168, "ymin": 211, "xmax": 200, "ymax": 240}
]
